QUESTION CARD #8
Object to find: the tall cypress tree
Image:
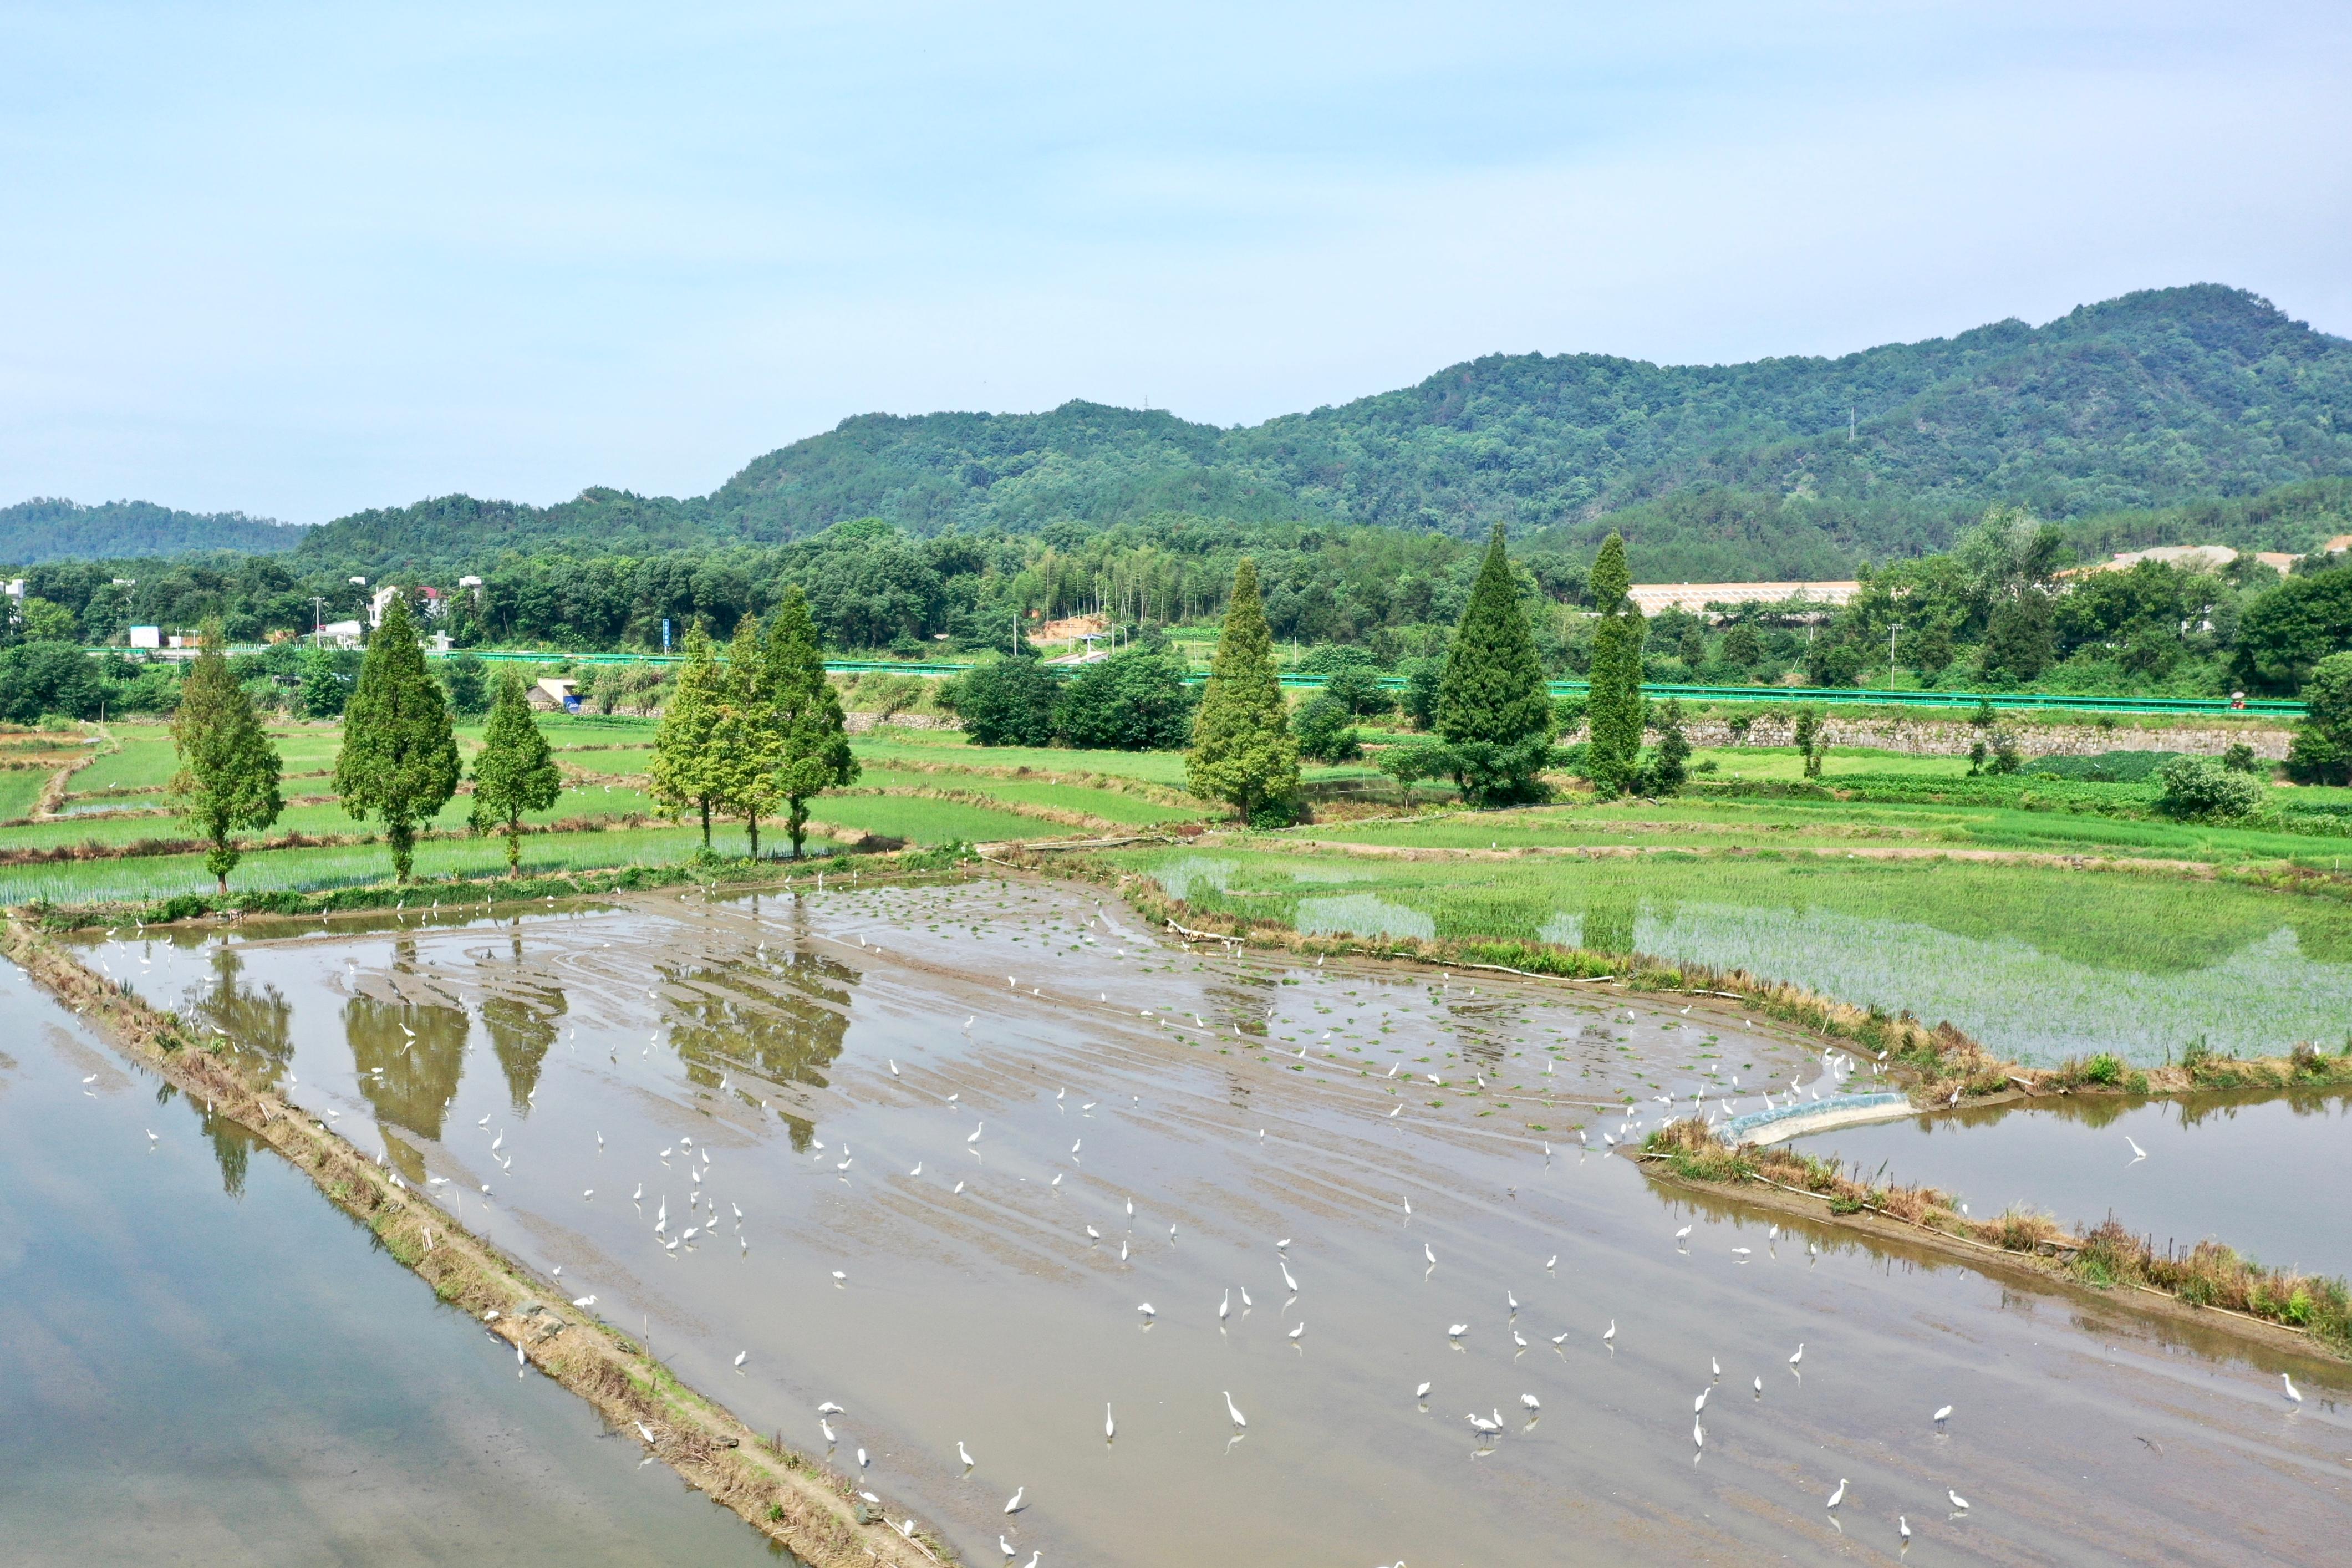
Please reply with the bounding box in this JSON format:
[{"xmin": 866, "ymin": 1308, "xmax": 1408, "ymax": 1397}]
[
  {"xmin": 766, "ymin": 586, "xmax": 858, "ymax": 858},
  {"xmin": 1436, "ymin": 523, "xmax": 1555, "ymax": 803},
  {"xmin": 334, "ymin": 595, "xmax": 461, "ymax": 881},
  {"xmin": 169, "ymin": 619, "xmax": 282, "ymax": 893},
  {"xmin": 1186, "ymin": 559, "xmax": 1299, "ymax": 824},
  {"xmin": 650, "ymin": 624, "xmax": 727, "ymax": 847},
  {"xmin": 1584, "ymin": 532, "xmax": 1647, "ymax": 797},
  {"xmin": 469, "ymin": 668, "xmax": 562, "ymax": 875}
]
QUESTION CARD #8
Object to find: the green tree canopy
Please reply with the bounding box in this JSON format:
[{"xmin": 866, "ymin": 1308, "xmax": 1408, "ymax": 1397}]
[
  {"xmin": 649, "ymin": 623, "xmax": 728, "ymax": 846},
  {"xmin": 1054, "ymin": 644, "xmax": 1195, "ymax": 750},
  {"xmin": 765, "ymin": 586, "xmax": 858, "ymax": 858},
  {"xmin": 333, "ymin": 596, "xmax": 460, "ymax": 881},
  {"xmin": 714, "ymin": 614, "xmax": 784, "ymax": 855},
  {"xmin": 1435, "ymin": 523, "xmax": 1554, "ymax": 803},
  {"xmin": 2287, "ymin": 650, "xmax": 2352, "ymax": 784},
  {"xmin": 1584, "ymin": 532, "xmax": 1647, "ymax": 796},
  {"xmin": 1187, "ymin": 558, "xmax": 1299, "ymax": 824},
  {"xmin": 469, "ymin": 668, "xmax": 562, "ymax": 874},
  {"xmin": 169, "ymin": 620, "xmax": 283, "ymax": 892},
  {"xmin": 949, "ymin": 655, "xmax": 1059, "ymax": 746}
]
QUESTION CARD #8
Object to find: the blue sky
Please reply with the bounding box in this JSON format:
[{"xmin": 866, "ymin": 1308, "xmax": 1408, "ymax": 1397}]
[{"xmin": 3, "ymin": 1, "xmax": 2347, "ymax": 522}]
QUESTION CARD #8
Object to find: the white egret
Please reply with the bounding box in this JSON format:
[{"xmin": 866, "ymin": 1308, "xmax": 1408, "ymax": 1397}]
[
  {"xmin": 1933, "ymin": 1403, "xmax": 1953, "ymax": 1425},
  {"xmin": 1788, "ymin": 1342, "xmax": 1804, "ymax": 1367},
  {"xmin": 1467, "ymin": 1411, "xmax": 1500, "ymax": 1435},
  {"xmin": 1753, "ymin": 1375, "xmax": 1763, "ymax": 1395},
  {"xmin": 1223, "ymin": 1391, "xmax": 1247, "ymax": 1428},
  {"xmin": 1603, "ymin": 1320, "xmax": 1616, "ymax": 1343},
  {"xmin": 1947, "ymin": 1489, "xmax": 1968, "ymax": 1511},
  {"xmin": 1004, "ymin": 1487, "xmax": 1024, "ymax": 1513},
  {"xmin": 1448, "ymin": 1323, "xmax": 1468, "ymax": 1337},
  {"xmin": 1288, "ymin": 1321, "xmax": 1305, "ymax": 1340},
  {"xmin": 1137, "ymin": 1302, "xmax": 1155, "ymax": 1318},
  {"xmin": 1694, "ymin": 1388, "xmax": 1708, "ymax": 1413},
  {"xmin": 572, "ymin": 1295, "xmax": 596, "ymax": 1307},
  {"xmin": 1105, "ymin": 1403, "xmax": 1115, "ymax": 1439},
  {"xmin": 1900, "ymin": 1515, "xmax": 1911, "ymax": 1542},
  {"xmin": 2283, "ymin": 1372, "xmax": 2304, "ymax": 1404},
  {"xmin": 818, "ymin": 1402, "xmax": 844, "ymax": 1415},
  {"xmin": 1826, "ymin": 1478, "xmax": 1845, "ymax": 1510},
  {"xmin": 1219, "ymin": 1290, "xmax": 1230, "ymax": 1321},
  {"xmin": 1415, "ymin": 1381, "xmax": 1432, "ymax": 1398},
  {"xmin": 1424, "ymin": 1243, "xmax": 1436, "ymax": 1265},
  {"xmin": 819, "ymin": 1419, "xmax": 836, "ymax": 1443},
  {"xmin": 1520, "ymin": 1393, "xmax": 1540, "ymax": 1410},
  {"xmin": 734, "ymin": 1351, "xmax": 747, "ymax": 1368},
  {"xmin": 2126, "ymin": 1135, "xmax": 2147, "ymax": 1162},
  {"xmin": 958, "ymin": 1440, "xmax": 975, "ymax": 1467}
]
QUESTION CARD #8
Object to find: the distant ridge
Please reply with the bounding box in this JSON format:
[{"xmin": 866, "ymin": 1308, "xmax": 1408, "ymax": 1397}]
[
  {"xmin": 0, "ymin": 498, "xmax": 307, "ymax": 565},
  {"xmin": 35, "ymin": 283, "xmax": 2352, "ymax": 580}
]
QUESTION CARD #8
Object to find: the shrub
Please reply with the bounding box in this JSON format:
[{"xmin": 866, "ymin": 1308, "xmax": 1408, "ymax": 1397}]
[
  {"xmin": 1292, "ymin": 693, "xmax": 1362, "ymax": 763},
  {"xmin": 2155, "ymin": 754, "xmax": 2262, "ymax": 819},
  {"xmin": 1053, "ymin": 645, "xmax": 1194, "ymax": 750}
]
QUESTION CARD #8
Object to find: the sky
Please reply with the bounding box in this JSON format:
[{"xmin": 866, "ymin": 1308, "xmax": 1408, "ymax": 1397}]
[{"xmin": 2, "ymin": 1, "xmax": 2348, "ymax": 524}]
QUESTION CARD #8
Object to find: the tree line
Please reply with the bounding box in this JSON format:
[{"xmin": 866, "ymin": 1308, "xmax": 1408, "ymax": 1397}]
[{"xmin": 167, "ymin": 597, "xmax": 563, "ymax": 891}]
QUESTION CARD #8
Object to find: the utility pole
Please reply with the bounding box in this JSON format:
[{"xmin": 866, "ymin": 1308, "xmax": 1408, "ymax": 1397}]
[
  {"xmin": 1889, "ymin": 620, "xmax": 1903, "ymax": 679},
  {"xmin": 313, "ymin": 596, "xmax": 324, "ymax": 648}
]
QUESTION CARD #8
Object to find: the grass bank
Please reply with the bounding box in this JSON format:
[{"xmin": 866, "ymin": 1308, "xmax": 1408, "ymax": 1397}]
[
  {"xmin": 1638, "ymin": 1118, "xmax": 2352, "ymax": 1357},
  {"xmin": 0, "ymin": 908, "xmax": 955, "ymax": 1566}
]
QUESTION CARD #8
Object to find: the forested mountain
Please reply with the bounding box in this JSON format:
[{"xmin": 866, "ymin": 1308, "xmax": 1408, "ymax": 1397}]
[
  {"xmin": 0, "ymin": 498, "xmax": 306, "ymax": 564},
  {"xmin": 288, "ymin": 284, "xmax": 2352, "ymax": 579}
]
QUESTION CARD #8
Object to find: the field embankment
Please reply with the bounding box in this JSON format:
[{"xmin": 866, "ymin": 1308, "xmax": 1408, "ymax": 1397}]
[{"xmin": 1635, "ymin": 1119, "xmax": 2352, "ymax": 1358}]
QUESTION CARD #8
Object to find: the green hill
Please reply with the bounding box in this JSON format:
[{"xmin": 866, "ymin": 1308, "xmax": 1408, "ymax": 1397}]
[
  {"xmin": 0, "ymin": 498, "xmax": 306, "ymax": 565},
  {"xmin": 271, "ymin": 283, "xmax": 2352, "ymax": 578}
]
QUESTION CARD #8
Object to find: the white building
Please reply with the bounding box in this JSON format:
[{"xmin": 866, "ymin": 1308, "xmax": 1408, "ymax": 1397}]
[{"xmin": 128, "ymin": 625, "xmax": 162, "ymax": 649}]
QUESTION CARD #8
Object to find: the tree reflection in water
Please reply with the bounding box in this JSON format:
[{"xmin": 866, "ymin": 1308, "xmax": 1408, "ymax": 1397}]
[
  {"xmin": 656, "ymin": 936, "xmax": 856, "ymax": 1154},
  {"xmin": 475, "ymin": 933, "xmax": 567, "ymax": 1113},
  {"xmin": 345, "ymin": 939, "xmax": 471, "ymax": 1142}
]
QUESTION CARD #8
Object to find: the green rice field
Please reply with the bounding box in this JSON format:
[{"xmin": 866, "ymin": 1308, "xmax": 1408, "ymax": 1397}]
[
  {"xmin": 1306, "ymin": 796, "xmax": 2352, "ymax": 870},
  {"xmin": 1111, "ymin": 844, "xmax": 2352, "ymax": 1066}
]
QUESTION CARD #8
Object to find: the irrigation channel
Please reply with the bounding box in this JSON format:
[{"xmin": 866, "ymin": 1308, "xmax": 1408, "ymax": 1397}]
[
  {"xmin": 0, "ymin": 964, "xmax": 783, "ymax": 1566},
  {"xmin": 27, "ymin": 877, "xmax": 2352, "ymax": 1563},
  {"xmin": 1793, "ymin": 1091, "xmax": 2352, "ymax": 1280}
]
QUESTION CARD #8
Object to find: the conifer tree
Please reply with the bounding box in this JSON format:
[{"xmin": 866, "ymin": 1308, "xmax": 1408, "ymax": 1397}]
[
  {"xmin": 169, "ymin": 619, "xmax": 282, "ymax": 893},
  {"xmin": 334, "ymin": 595, "xmax": 460, "ymax": 881},
  {"xmin": 1435, "ymin": 523, "xmax": 1555, "ymax": 803},
  {"xmin": 714, "ymin": 614, "xmax": 783, "ymax": 856},
  {"xmin": 766, "ymin": 587, "xmax": 858, "ymax": 858},
  {"xmin": 1187, "ymin": 559, "xmax": 1298, "ymax": 824},
  {"xmin": 469, "ymin": 668, "xmax": 562, "ymax": 875},
  {"xmin": 1584, "ymin": 532, "xmax": 1647, "ymax": 796},
  {"xmin": 650, "ymin": 624, "xmax": 727, "ymax": 848}
]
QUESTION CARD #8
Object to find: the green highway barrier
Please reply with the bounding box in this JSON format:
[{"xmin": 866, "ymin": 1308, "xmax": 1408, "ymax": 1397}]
[{"xmin": 88, "ymin": 646, "xmax": 2308, "ymax": 718}]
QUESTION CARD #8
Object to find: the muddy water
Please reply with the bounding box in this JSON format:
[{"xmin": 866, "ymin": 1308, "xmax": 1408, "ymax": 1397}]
[
  {"xmin": 0, "ymin": 966, "xmax": 781, "ymax": 1566},
  {"xmin": 1795, "ymin": 1091, "xmax": 2352, "ymax": 1277},
  {"xmin": 80, "ymin": 877, "xmax": 2352, "ymax": 1564}
]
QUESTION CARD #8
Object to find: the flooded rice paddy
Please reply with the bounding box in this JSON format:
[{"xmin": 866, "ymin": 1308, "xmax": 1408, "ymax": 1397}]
[
  {"xmin": 1795, "ymin": 1091, "xmax": 2352, "ymax": 1279},
  {"xmin": 0, "ymin": 965, "xmax": 781, "ymax": 1566},
  {"xmin": 46, "ymin": 875, "xmax": 2352, "ymax": 1564},
  {"xmin": 1132, "ymin": 851, "xmax": 2352, "ymax": 1067}
]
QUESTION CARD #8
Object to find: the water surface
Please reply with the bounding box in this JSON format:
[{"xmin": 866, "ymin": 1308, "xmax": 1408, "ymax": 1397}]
[
  {"xmin": 72, "ymin": 878, "xmax": 2352, "ymax": 1565},
  {"xmin": 0, "ymin": 965, "xmax": 781, "ymax": 1567}
]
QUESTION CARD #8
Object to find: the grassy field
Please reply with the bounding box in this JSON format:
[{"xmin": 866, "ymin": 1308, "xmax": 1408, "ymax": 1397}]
[
  {"xmin": 1104, "ymin": 842, "xmax": 2352, "ymax": 1066},
  {"xmin": 851, "ymin": 767, "xmax": 1199, "ymax": 825}
]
